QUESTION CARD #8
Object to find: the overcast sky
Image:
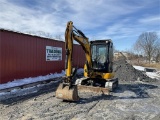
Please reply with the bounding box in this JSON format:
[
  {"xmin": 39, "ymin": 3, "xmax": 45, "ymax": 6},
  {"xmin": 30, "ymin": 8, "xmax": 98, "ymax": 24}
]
[{"xmin": 0, "ymin": 0, "xmax": 160, "ymax": 50}]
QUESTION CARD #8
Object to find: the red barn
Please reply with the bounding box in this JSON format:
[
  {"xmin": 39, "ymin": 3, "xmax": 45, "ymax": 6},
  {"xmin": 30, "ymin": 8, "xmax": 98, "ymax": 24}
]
[{"xmin": 0, "ymin": 29, "xmax": 85, "ymax": 84}]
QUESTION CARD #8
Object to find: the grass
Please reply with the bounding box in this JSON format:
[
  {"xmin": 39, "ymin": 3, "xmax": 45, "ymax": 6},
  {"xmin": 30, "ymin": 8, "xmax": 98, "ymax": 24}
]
[
  {"xmin": 130, "ymin": 61, "xmax": 160, "ymax": 70},
  {"xmin": 141, "ymin": 63, "xmax": 160, "ymax": 70}
]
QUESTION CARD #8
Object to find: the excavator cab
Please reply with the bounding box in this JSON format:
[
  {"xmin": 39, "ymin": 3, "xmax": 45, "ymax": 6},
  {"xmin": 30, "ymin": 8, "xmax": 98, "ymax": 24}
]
[
  {"xmin": 91, "ymin": 40, "xmax": 113, "ymax": 73},
  {"xmin": 82, "ymin": 40, "xmax": 117, "ymax": 89}
]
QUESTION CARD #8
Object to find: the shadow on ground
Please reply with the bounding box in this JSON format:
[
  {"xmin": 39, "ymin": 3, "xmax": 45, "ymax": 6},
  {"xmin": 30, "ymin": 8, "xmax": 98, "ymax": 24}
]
[{"xmin": 77, "ymin": 83, "xmax": 158, "ymax": 104}]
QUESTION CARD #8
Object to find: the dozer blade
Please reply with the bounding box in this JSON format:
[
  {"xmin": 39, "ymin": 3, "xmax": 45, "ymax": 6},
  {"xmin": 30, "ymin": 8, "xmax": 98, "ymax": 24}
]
[
  {"xmin": 55, "ymin": 83, "xmax": 79, "ymax": 101},
  {"xmin": 77, "ymin": 85, "xmax": 110, "ymax": 95}
]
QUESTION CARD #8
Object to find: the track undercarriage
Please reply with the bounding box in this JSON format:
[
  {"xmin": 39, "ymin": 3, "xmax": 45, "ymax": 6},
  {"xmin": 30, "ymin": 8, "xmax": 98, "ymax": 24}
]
[{"xmin": 75, "ymin": 77, "xmax": 118, "ymax": 94}]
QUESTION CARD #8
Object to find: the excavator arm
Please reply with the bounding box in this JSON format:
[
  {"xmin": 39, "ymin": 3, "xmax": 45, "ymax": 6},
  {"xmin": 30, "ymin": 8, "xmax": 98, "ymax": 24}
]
[
  {"xmin": 55, "ymin": 21, "xmax": 92, "ymax": 101},
  {"xmin": 64, "ymin": 21, "xmax": 92, "ymax": 84}
]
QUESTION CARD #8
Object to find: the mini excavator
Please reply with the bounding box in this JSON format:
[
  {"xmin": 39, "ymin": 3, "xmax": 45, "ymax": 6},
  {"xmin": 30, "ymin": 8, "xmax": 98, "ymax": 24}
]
[{"xmin": 55, "ymin": 21, "xmax": 118, "ymax": 101}]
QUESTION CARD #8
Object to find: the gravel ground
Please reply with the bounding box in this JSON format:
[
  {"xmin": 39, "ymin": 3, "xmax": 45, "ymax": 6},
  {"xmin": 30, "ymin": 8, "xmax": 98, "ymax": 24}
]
[{"xmin": 0, "ymin": 80, "xmax": 160, "ymax": 120}]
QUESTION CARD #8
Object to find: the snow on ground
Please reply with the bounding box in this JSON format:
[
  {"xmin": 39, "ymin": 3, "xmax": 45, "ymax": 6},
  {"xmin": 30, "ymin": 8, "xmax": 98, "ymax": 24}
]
[
  {"xmin": 146, "ymin": 72, "xmax": 160, "ymax": 79},
  {"xmin": 0, "ymin": 70, "xmax": 65, "ymax": 90},
  {"xmin": 133, "ymin": 65, "xmax": 160, "ymax": 80},
  {"xmin": 0, "ymin": 68, "xmax": 84, "ymax": 90},
  {"xmin": 133, "ymin": 65, "xmax": 145, "ymax": 71},
  {"xmin": 157, "ymin": 71, "xmax": 160, "ymax": 76},
  {"xmin": 0, "ymin": 68, "xmax": 84, "ymax": 99}
]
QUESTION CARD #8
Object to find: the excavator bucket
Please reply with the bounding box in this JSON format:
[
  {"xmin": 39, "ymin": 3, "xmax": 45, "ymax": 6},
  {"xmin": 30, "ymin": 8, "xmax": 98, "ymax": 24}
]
[{"xmin": 55, "ymin": 83, "xmax": 79, "ymax": 101}]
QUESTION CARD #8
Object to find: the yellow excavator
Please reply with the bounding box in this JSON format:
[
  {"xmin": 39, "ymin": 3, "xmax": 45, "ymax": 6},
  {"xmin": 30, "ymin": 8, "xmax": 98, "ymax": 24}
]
[{"xmin": 55, "ymin": 21, "xmax": 118, "ymax": 101}]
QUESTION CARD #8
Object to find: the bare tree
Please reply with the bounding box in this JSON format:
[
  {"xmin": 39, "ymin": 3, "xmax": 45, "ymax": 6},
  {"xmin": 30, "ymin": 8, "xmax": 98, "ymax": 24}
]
[
  {"xmin": 134, "ymin": 32, "xmax": 159, "ymax": 64},
  {"xmin": 153, "ymin": 41, "xmax": 160, "ymax": 62},
  {"xmin": 113, "ymin": 45, "xmax": 118, "ymax": 53},
  {"xmin": 25, "ymin": 31, "xmax": 53, "ymax": 38},
  {"xmin": 133, "ymin": 40, "xmax": 143, "ymax": 55},
  {"xmin": 55, "ymin": 35, "xmax": 62, "ymax": 40},
  {"xmin": 36, "ymin": 31, "xmax": 53, "ymax": 38}
]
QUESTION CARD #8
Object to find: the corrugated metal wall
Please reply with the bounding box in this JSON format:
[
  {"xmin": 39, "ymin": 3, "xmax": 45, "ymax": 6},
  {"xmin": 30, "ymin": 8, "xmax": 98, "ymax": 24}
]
[{"xmin": 0, "ymin": 29, "xmax": 85, "ymax": 84}]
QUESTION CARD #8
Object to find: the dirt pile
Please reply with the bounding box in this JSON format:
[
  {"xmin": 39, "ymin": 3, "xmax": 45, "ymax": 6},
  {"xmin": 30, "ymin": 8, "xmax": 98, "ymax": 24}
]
[{"xmin": 113, "ymin": 58, "xmax": 156, "ymax": 82}]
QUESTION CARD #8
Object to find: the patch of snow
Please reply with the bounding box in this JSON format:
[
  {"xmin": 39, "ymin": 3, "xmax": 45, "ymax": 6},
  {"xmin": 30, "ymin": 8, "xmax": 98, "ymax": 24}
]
[
  {"xmin": 0, "ymin": 80, "xmax": 61, "ymax": 99},
  {"xmin": 133, "ymin": 66, "xmax": 160, "ymax": 80},
  {"xmin": 0, "ymin": 70, "xmax": 65, "ymax": 90},
  {"xmin": 156, "ymin": 71, "xmax": 160, "ymax": 76},
  {"xmin": 133, "ymin": 66, "xmax": 145, "ymax": 71},
  {"xmin": 0, "ymin": 68, "xmax": 83, "ymax": 90},
  {"xmin": 0, "ymin": 86, "xmax": 38, "ymax": 100},
  {"xmin": 146, "ymin": 72, "xmax": 160, "ymax": 79}
]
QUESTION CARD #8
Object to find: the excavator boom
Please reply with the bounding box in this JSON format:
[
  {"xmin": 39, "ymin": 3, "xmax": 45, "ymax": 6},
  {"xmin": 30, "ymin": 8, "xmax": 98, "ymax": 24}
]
[{"xmin": 55, "ymin": 21, "xmax": 79, "ymax": 101}]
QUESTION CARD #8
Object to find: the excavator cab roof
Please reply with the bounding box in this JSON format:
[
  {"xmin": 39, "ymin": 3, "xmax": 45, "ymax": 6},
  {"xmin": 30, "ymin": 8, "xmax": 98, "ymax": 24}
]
[{"xmin": 90, "ymin": 39, "xmax": 112, "ymax": 44}]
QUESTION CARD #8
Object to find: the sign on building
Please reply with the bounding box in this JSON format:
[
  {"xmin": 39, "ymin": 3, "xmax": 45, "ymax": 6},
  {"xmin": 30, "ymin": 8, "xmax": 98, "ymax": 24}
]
[{"xmin": 46, "ymin": 46, "xmax": 62, "ymax": 61}]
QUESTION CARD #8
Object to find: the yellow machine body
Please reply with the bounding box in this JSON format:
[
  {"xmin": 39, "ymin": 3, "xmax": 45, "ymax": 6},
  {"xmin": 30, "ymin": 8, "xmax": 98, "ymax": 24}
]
[{"xmin": 55, "ymin": 21, "xmax": 118, "ymax": 101}]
